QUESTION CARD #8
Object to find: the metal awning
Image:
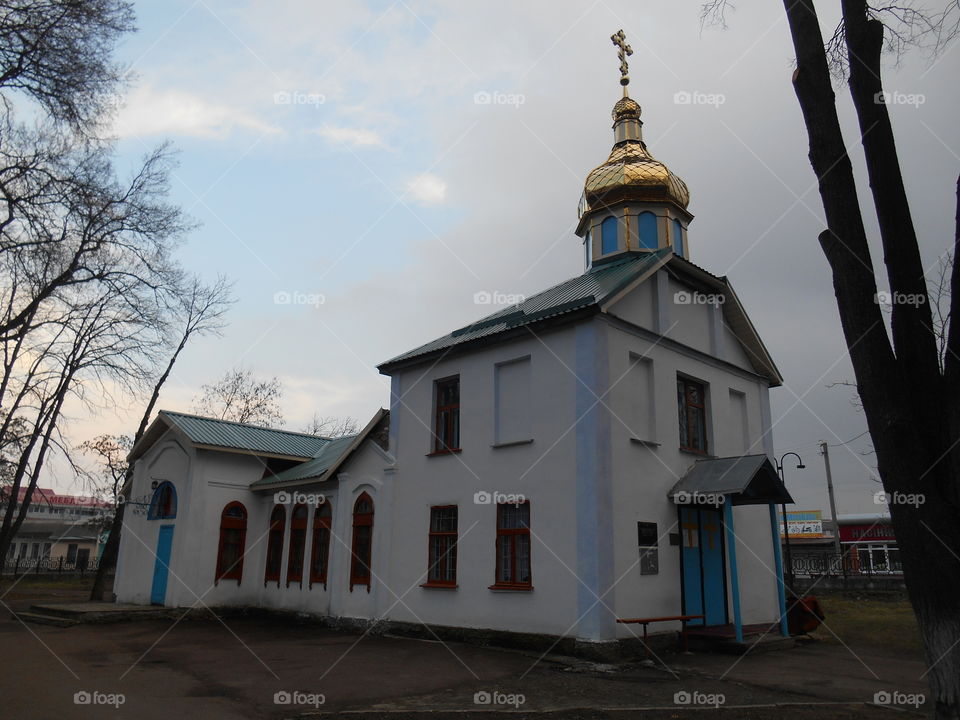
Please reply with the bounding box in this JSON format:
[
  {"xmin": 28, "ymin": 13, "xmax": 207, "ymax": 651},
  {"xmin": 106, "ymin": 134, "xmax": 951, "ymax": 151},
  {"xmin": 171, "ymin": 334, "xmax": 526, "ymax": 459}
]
[{"xmin": 667, "ymin": 454, "xmax": 793, "ymax": 506}]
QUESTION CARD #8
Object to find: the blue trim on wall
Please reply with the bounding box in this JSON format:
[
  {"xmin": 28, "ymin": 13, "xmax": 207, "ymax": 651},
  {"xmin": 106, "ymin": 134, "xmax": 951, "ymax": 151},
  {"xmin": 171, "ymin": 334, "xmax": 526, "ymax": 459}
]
[
  {"xmin": 769, "ymin": 503, "xmax": 789, "ymax": 636},
  {"xmin": 574, "ymin": 321, "xmax": 615, "ymax": 641},
  {"xmin": 724, "ymin": 502, "xmax": 743, "ymax": 643}
]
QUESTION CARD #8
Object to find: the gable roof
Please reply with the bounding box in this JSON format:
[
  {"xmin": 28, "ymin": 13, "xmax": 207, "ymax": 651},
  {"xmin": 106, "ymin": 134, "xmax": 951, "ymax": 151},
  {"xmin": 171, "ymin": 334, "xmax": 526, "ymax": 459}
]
[
  {"xmin": 667, "ymin": 454, "xmax": 793, "ymax": 506},
  {"xmin": 377, "ymin": 249, "xmax": 782, "ymax": 386},
  {"xmin": 378, "ymin": 248, "xmax": 672, "ymax": 372},
  {"xmin": 250, "ymin": 408, "xmax": 390, "ymax": 491},
  {"xmin": 129, "ymin": 410, "xmax": 334, "ymax": 462}
]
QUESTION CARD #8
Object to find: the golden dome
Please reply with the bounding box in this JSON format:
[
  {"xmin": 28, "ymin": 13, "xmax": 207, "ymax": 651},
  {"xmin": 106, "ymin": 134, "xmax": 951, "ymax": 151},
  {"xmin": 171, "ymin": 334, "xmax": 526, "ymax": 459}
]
[
  {"xmin": 583, "ymin": 140, "xmax": 690, "ymax": 211},
  {"xmin": 612, "ymin": 96, "xmax": 641, "ymax": 120},
  {"xmin": 581, "ymin": 95, "xmax": 690, "ymax": 213}
]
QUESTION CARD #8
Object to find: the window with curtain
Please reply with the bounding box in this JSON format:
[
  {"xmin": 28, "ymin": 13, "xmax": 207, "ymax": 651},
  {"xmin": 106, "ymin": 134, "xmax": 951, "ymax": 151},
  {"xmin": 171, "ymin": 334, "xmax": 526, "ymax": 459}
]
[
  {"xmin": 215, "ymin": 502, "xmax": 247, "ymax": 583},
  {"xmin": 350, "ymin": 494, "xmax": 374, "ymax": 591}
]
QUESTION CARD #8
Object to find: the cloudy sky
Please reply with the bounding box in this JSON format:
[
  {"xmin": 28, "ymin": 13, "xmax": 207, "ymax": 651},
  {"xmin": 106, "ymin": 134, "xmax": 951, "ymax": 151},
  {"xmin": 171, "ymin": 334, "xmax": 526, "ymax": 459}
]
[{"xmin": 62, "ymin": 0, "xmax": 958, "ymax": 517}]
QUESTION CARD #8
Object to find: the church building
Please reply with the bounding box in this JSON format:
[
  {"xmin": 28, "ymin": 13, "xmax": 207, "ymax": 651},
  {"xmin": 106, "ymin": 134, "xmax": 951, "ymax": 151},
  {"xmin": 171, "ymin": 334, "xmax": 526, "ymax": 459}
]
[{"xmin": 114, "ymin": 32, "xmax": 793, "ymax": 652}]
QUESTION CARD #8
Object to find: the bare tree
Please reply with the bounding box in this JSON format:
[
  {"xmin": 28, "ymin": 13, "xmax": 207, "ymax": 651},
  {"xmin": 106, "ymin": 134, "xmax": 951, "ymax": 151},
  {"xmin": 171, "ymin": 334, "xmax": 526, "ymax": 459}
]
[
  {"xmin": 301, "ymin": 413, "xmax": 359, "ymax": 438},
  {"xmin": 88, "ymin": 274, "xmax": 233, "ymax": 601},
  {"xmin": 193, "ymin": 368, "xmax": 285, "ymax": 428},
  {"xmin": 703, "ymin": 2, "xmax": 960, "ymax": 715}
]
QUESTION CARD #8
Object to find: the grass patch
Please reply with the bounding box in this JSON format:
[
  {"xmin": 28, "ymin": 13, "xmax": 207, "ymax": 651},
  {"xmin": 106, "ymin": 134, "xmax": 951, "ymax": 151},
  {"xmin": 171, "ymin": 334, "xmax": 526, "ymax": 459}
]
[{"xmin": 813, "ymin": 592, "xmax": 921, "ymax": 656}]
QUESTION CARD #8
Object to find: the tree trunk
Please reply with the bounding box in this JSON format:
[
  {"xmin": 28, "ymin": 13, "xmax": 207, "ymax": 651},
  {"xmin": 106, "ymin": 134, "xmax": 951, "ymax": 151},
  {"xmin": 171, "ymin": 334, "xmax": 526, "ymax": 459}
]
[
  {"xmin": 782, "ymin": 1, "xmax": 960, "ymax": 717},
  {"xmin": 89, "ymin": 333, "xmax": 190, "ymax": 601}
]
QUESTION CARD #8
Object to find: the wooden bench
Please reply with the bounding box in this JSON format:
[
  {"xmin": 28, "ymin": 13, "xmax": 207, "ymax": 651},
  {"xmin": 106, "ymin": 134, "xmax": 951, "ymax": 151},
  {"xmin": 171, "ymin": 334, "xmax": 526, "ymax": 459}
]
[{"xmin": 616, "ymin": 614, "xmax": 705, "ymax": 657}]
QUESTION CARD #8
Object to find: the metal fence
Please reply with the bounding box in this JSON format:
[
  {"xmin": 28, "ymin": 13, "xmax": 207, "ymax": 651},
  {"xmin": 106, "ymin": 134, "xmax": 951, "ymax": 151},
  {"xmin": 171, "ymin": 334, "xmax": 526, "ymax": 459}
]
[
  {"xmin": 2, "ymin": 556, "xmax": 101, "ymax": 577},
  {"xmin": 790, "ymin": 552, "xmax": 903, "ymax": 577}
]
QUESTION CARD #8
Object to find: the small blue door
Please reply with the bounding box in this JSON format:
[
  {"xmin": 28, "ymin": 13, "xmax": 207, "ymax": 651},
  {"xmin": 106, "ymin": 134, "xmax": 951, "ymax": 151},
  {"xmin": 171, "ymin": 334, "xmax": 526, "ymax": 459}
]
[
  {"xmin": 151, "ymin": 525, "xmax": 174, "ymax": 605},
  {"xmin": 680, "ymin": 507, "xmax": 727, "ymax": 626}
]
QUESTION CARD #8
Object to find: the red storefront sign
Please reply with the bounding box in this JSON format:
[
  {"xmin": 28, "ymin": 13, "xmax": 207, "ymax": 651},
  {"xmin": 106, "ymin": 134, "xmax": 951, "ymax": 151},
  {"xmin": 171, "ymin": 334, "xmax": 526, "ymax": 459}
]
[{"xmin": 839, "ymin": 523, "xmax": 896, "ymax": 543}]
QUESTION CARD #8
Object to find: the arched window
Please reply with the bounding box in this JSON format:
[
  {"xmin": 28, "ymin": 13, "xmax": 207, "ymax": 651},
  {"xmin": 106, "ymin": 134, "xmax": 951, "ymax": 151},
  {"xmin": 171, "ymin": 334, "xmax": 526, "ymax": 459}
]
[
  {"xmin": 672, "ymin": 219, "xmax": 685, "ymax": 256},
  {"xmin": 601, "ymin": 216, "xmax": 619, "ymax": 255},
  {"xmin": 147, "ymin": 482, "xmax": 177, "ymax": 520},
  {"xmin": 638, "ymin": 212, "xmax": 658, "ymax": 250},
  {"xmin": 310, "ymin": 503, "xmax": 332, "ymax": 589},
  {"xmin": 286, "ymin": 503, "xmax": 309, "ymax": 587},
  {"xmin": 350, "ymin": 493, "xmax": 374, "ymax": 591},
  {"xmin": 264, "ymin": 505, "xmax": 285, "ymax": 586},
  {"xmin": 584, "ymin": 231, "xmax": 591, "ymax": 269},
  {"xmin": 215, "ymin": 502, "xmax": 247, "ymax": 583}
]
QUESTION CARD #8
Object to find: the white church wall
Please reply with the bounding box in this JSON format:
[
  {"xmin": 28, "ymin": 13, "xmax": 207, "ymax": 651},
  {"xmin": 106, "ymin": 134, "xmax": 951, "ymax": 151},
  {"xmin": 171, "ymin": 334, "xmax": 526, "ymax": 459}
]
[
  {"xmin": 729, "ymin": 503, "xmax": 780, "ymax": 626},
  {"xmin": 382, "ymin": 328, "xmax": 581, "ymax": 637},
  {"xmin": 604, "ymin": 321, "xmax": 782, "ymax": 635},
  {"xmin": 328, "ymin": 442, "xmax": 392, "ymax": 622},
  {"xmin": 115, "ymin": 432, "xmax": 192, "ymax": 606}
]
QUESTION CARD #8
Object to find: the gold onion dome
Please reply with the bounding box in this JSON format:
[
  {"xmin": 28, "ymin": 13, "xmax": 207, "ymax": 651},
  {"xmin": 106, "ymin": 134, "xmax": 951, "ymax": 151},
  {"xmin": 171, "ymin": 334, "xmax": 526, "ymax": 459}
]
[{"xmin": 583, "ymin": 97, "xmax": 691, "ymax": 212}]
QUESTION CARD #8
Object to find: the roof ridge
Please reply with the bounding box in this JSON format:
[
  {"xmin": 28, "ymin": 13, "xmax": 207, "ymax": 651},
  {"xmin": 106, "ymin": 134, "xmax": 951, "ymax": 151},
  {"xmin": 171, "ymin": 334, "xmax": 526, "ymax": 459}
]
[{"xmin": 160, "ymin": 409, "xmax": 334, "ymax": 442}]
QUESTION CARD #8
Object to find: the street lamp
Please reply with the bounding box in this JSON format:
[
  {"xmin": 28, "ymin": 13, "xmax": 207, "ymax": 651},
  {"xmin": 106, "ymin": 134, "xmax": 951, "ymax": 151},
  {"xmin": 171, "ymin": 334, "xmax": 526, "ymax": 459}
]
[{"xmin": 776, "ymin": 452, "xmax": 805, "ymax": 591}]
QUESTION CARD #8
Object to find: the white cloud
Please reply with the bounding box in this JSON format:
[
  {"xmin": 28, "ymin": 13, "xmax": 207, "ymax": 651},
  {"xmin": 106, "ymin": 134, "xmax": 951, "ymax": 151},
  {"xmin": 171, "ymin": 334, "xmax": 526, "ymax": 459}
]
[
  {"xmin": 404, "ymin": 173, "xmax": 447, "ymax": 206},
  {"xmin": 113, "ymin": 85, "xmax": 278, "ymax": 139},
  {"xmin": 313, "ymin": 125, "xmax": 385, "ymax": 147}
]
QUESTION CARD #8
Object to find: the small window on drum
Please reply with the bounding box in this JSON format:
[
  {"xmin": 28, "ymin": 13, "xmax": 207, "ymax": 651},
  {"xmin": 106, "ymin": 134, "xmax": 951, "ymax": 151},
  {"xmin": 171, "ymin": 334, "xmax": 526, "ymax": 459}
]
[
  {"xmin": 601, "ymin": 216, "xmax": 619, "ymax": 255},
  {"xmin": 638, "ymin": 212, "xmax": 658, "ymax": 250},
  {"xmin": 673, "ymin": 219, "xmax": 685, "ymax": 256}
]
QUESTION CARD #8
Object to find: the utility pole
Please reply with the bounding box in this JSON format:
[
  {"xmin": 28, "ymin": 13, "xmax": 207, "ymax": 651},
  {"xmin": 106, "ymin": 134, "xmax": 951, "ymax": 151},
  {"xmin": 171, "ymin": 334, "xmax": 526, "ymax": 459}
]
[{"xmin": 819, "ymin": 441, "xmax": 844, "ymax": 570}]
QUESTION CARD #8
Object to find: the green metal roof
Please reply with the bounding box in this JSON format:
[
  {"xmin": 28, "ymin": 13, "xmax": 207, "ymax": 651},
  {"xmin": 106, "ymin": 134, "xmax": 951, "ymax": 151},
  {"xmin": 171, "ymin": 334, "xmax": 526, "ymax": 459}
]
[
  {"xmin": 379, "ymin": 248, "xmax": 672, "ymax": 370},
  {"xmin": 159, "ymin": 410, "xmax": 332, "ymax": 459},
  {"xmin": 250, "ymin": 434, "xmax": 358, "ymax": 487}
]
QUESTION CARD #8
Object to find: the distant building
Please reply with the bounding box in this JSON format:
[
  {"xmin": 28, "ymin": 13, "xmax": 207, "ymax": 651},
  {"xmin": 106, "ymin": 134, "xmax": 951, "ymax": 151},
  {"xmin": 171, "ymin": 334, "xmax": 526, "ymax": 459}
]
[
  {"xmin": 780, "ymin": 510, "xmax": 900, "ymax": 576},
  {"xmin": 2, "ymin": 487, "xmax": 110, "ymax": 569}
]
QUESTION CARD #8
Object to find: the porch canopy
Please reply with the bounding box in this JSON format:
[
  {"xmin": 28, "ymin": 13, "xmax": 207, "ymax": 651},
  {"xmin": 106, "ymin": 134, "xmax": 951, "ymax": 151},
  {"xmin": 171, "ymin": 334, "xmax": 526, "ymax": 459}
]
[{"xmin": 668, "ymin": 454, "xmax": 793, "ymax": 506}]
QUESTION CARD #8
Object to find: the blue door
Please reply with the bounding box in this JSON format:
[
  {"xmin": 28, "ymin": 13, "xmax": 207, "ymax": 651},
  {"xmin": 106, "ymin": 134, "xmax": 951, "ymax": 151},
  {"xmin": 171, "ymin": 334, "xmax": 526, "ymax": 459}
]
[
  {"xmin": 680, "ymin": 507, "xmax": 727, "ymax": 626},
  {"xmin": 151, "ymin": 525, "xmax": 174, "ymax": 605}
]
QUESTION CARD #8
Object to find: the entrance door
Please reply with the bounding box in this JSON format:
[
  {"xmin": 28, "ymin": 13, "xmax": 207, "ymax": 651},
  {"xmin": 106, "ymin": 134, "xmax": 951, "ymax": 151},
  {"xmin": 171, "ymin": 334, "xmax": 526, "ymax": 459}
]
[
  {"xmin": 151, "ymin": 525, "xmax": 174, "ymax": 605},
  {"xmin": 680, "ymin": 507, "xmax": 727, "ymax": 626}
]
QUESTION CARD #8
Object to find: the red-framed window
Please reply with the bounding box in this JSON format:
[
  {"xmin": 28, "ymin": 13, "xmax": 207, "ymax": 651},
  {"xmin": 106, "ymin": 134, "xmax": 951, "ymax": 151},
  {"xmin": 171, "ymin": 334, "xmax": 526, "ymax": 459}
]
[
  {"xmin": 677, "ymin": 377, "xmax": 708, "ymax": 454},
  {"xmin": 309, "ymin": 503, "xmax": 332, "ymax": 589},
  {"xmin": 350, "ymin": 493, "xmax": 374, "ymax": 591},
  {"xmin": 286, "ymin": 503, "xmax": 308, "ymax": 587},
  {"xmin": 493, "ymin": 501, "xmax": 531, "ymax": 589},
  {"xmin": 433, "ymin": 377, "xmax": 460, "ymax": 452},
  {"xmin": 215, "ymin": 502, "xmax": 247, "ymax": 583},
  {"xmin": 426, "ymin": 505, "xmax": 458, "ymax": 586},
  {"xmin": 264, "ymin": 505, "xmax": 285, "ymax": 586}
]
